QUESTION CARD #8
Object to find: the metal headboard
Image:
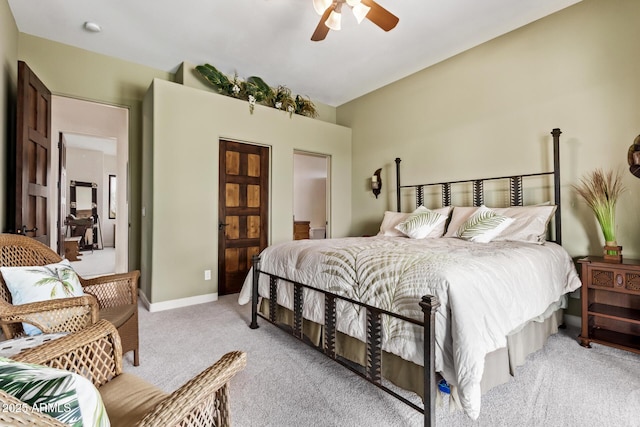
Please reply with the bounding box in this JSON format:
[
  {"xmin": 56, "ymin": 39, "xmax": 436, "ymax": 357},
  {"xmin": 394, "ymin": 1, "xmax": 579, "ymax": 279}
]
[{"xmin": 395, "ymin": 128, "xmax": 563, "ymax": 245}]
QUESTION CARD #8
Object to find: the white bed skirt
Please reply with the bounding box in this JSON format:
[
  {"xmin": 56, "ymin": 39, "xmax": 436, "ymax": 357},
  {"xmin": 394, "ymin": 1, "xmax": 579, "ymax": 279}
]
[{"xmin": 259, "ymin": 297, "xmax": 564, "ymax": 400}]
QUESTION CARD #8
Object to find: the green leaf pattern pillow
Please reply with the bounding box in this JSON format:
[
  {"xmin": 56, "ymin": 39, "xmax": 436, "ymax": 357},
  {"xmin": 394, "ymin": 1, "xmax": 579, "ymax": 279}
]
[
  {"xmin": 456, "ymin": 206, "xmax": 515, "ymax": 243},
  {"xmin": 0, "ymin": 259, "xmax": 85, "ymax": 336},
  {"xmin": 0, "ymin": 357, "xmax": 110, "ymax": 426},
  {"xmin": 395, "ymin": 208, "xmax": 447, "ymax": 239}
]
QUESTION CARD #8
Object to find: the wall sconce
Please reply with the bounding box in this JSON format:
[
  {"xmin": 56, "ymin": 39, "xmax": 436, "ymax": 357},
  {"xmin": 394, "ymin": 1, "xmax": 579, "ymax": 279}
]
[{"xmin": 371, "ymin": 168, "xmax": 382, "ymax": 198}]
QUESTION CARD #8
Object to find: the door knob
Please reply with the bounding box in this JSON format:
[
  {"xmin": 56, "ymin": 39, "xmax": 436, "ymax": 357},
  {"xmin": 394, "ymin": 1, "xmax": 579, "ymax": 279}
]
[
  {"xmin": 19, "ymin": 226, "xmax": 38, "ymax": 235},
  {"xmin": 218, "ymin": 222, "xmax": 228, "ymax": 231}
]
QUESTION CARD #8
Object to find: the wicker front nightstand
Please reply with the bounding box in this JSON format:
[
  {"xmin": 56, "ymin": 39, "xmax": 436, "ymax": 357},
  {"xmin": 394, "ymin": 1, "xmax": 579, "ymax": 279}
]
[{"xmin": 578, "ymin": 256, "xmax": 640, "ymax": 354}]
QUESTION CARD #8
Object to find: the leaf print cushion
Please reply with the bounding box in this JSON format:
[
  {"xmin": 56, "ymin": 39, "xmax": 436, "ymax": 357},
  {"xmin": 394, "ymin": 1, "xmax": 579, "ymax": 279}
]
[
  {"xmin": 455, "ymin": 206, "xmax": 515, "ymax": 243},
  {"xmin": 0, "ymin": 259, "xmax": 85, "ymax": 336},
  {"xmin": 0, "ymin": 357, "xmax": 110, "ymax": 426},
  {"xmin": 394, "ymin": 207, "xmax": 448, "ymax": 239}
]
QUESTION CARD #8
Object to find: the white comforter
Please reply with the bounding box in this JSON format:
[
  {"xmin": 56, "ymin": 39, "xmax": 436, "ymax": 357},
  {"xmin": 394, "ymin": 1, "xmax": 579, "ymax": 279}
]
[{"xmin": 238, "ymin": 236, "xmax": 581, "ymax": 419}]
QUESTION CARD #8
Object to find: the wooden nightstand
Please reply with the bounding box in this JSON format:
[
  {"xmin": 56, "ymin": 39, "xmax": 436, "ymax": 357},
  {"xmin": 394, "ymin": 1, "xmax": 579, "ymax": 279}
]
[
  {"xmin": 293, "ymin": 221, "xmax": 310, "ymax": 240},
  {"xmin": 578, "ymin": 256, "xmax": 640, "ymax": 354}
]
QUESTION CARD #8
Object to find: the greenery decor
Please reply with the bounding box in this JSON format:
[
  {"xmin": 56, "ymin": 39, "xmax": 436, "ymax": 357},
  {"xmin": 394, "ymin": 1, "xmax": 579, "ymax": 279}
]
[
  {"xmin": 195, "ymin": 64, "xmax": 318, "ymax": 118},
  {"xmin": 573, "ymin": 168, "xmax": 625, "ymax": 244}
]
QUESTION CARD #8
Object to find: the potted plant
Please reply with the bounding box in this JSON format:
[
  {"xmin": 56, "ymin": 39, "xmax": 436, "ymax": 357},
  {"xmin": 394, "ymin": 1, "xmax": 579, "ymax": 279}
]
[{"xmin": 573, "ymin": 168, "xmax": 625, "ymax": 260}]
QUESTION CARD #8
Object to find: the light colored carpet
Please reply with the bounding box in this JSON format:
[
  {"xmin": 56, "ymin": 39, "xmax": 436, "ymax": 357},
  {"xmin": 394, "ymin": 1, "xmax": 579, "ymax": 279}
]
[
  {"xmin": 123, "ymin": 295, "xmax": 640, "ymax": 427},
  {"xmin": 70, "ymin": 247, "xmax": 115, "ymax": 278}
]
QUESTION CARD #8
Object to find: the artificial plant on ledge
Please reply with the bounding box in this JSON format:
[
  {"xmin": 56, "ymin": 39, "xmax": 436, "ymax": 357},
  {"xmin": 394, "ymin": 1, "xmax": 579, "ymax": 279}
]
[{"xmin": 195, "ymin": 64, "xmax": 318, "ymax": 118}]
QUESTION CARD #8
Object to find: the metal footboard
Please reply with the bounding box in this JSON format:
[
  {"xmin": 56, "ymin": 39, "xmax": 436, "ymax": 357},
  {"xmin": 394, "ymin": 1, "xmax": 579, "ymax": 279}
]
[{"xmin": 249, "ymin": 255, "xmax": 439, "ymax": 427}]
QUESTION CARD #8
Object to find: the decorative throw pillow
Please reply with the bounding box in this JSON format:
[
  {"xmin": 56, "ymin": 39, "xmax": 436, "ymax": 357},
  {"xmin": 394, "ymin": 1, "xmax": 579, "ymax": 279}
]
[
  {"xmin": 394, "ymin": 207, "xmax": 448, "ymax": 239},
  {"xmin": 455, "ymin": 206, "xmax": 515, "ymax": 243},
  {"xmin": 0, "ymin": 259, "xmax": 85, "ymax": 336},
  {"xmin": 0, "ymin": 357, "xmax": 110, "ymax": 427},
  {"xmin": 378, "ymin": 206, "xmax": 451, "ymax": 238}
]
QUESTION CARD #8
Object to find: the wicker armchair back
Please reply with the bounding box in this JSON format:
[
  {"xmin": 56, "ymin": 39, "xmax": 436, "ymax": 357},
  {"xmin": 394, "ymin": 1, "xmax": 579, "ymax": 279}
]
[
  {"xmin": 0, "ymin": 234, "xmax": 140, "ymax": 366},
  {"xmin": 0, "ymin": 234, "xmax": 98, "ymax": 339}
]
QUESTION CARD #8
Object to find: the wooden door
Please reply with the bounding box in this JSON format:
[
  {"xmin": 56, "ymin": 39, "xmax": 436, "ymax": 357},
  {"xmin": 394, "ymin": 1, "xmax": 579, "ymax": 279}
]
[
  {"xmin": 10, "ymin": 61, "xmax": 52, "ymax": 244},
  {"xmin": 218, "ymin": 140, "xmax": 269, "ymax": 295}
]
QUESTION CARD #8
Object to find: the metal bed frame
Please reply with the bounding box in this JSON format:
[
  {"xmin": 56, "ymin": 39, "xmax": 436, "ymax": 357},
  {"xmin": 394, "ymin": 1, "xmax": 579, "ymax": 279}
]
[{"xmin": 250, "ymin": 128, "xmax": 563, "ymax": 426}]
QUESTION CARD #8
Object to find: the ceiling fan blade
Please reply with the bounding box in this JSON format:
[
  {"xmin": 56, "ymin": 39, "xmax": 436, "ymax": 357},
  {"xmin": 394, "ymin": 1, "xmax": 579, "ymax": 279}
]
[
  {"xmin": 311, "ymin": 5, "xmax": 335, "ymax": 41},
  {"xmin": 361, "ymin": 0, "xmax": 399, "ymax": 32}
]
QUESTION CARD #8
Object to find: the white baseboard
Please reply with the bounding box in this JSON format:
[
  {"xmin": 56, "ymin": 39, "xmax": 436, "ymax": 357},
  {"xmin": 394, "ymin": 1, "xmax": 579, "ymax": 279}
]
[
  {"xmin": 138, "ymin": 291, "xmax": 218, "ymax": 312},
  {"xmin": 564, "ymin": 313, "xmax": 581, "ymax": 329}
]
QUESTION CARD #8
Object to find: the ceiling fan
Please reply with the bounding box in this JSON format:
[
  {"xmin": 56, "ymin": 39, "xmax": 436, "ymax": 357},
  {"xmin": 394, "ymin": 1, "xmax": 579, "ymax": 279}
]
[{"xmin": 311, "ymin": 0, "xmax": 399, "ymax": 42}]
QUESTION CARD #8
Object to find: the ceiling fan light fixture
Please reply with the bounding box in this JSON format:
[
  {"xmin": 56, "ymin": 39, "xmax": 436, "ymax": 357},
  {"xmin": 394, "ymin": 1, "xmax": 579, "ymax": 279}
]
[
  {"xmin": 325, "ymin": 10, "xmax": 342, "ymax": 31},
  {"xmin": 345, "ymin": 0, "xmax": 361, "ymax": 6},
  {"xmin": 352, "ymin": 3, "xmax": 371, "ymax": 24},
  {"xmin": 312, "ymin": 0, "xmax": 332, "ymax": 15}
]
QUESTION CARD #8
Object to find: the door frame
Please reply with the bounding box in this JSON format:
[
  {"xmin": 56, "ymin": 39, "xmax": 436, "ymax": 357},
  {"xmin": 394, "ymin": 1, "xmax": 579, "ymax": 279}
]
[
  {"xmin": 293, "ymin": 150, "xmax": 331, "ymax": 238},
  {"xmin": 51, "ymin": 95, "xmax": 130, "ymax": 273}
]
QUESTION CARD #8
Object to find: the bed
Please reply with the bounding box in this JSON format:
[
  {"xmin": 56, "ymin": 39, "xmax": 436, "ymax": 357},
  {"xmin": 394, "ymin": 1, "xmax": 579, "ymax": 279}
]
[{"xmin": 238, "ymin": 128, "xmax": 581, "ymax": 424}]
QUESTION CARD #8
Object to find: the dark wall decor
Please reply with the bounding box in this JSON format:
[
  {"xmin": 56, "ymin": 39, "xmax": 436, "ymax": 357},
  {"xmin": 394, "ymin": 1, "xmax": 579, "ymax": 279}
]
[
  {"xmin": 627, "ymin": 134, "xmax": 640, "ymax": 178},
  {"xmin": 371, "ymin": 168, "xmax": 382, "ymax": 198}
]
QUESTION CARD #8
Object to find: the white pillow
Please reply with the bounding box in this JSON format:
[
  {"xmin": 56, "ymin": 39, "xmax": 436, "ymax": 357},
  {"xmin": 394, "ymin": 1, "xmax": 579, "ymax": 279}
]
[
  {"xmin": 0, "ymin": 259, "xmax": 85, "ymax": 336},
  {"xmin": 0, "ymin": 356, "xmax": 110, "ymax": 426},
  {"xmin": 377, "ymin": 211, "xmax": 411, "ymax": 237},
  {"xmin": 378, "ymin": 206, "xmax": 451, "ymax": 238},
  {"xmin": 491, "ymin": 205, "xmax": 557, "ymax": 244},
  {"xmin": 394, "ymin": 207, "xmax": 448, "ymax": 239},
  {"xmin": 455, "ymin": 206, "xmax": 515, "ymax": 243}
]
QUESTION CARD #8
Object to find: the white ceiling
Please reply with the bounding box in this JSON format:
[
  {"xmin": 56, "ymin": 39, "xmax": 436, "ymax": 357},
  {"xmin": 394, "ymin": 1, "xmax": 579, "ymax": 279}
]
[
  {"xmin": 9, "ymin": 0, "xmax": 581, "ymax": 107},
  {"xmin": 64, "ymin": 133, "xmax": 117, "ymax": 156}
]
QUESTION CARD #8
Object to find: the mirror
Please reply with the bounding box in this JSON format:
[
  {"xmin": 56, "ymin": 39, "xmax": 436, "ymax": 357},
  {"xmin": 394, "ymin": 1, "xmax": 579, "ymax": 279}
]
[
  {"xmin": 109, "ymin": 175, "xmax": 116, "ymax": 219},
  {"xmin": 76, "ymin": 186, "xmax": 93, "ymax": 212},
  {"xmin": 69, "ymin": 181, "xmax": 98, "ymax": 250},
  {"xmin": 70, "ymin": 181, "xmax": 97, "ymax": 218}
]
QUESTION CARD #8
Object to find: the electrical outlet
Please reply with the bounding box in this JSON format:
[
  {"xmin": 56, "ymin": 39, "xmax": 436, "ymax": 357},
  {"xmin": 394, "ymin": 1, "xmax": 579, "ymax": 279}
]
[{"xmin": 204, "ymin": 270, "xmax": 211, "ymax": 280}]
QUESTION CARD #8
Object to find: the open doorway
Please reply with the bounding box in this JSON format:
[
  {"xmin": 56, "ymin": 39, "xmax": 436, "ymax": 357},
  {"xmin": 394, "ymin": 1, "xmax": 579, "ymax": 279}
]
[
  {"xmin": 61, "ymin": 132, "xmax": 116, "ymax": 276},
  {"xmin": 51, "ymin": 96, "xmax": 129, "ymax": 276},
  {"xmin": 293, "ymin": 151, "xmax": 330, "ymax": 239}
]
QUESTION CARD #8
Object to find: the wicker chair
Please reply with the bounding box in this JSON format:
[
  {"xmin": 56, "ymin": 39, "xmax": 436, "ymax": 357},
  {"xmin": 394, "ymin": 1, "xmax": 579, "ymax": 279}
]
[
  {"xmin": 0, "ymin": 233, "xmax": 141, "ymax": 366},
  {"xmin": 8, "ymin": 319, "xmax": 247, "ymax": 426}
]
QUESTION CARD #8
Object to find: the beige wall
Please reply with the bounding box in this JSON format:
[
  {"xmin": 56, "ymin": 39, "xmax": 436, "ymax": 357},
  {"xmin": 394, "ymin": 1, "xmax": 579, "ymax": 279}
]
[
  {"xmin": 16, "ymin": 34, "xmax": 173, "ymax": 270},
  {"xmin": 338, "ymin": 0, "xmax": 640, "ymax": 260},
  {"xmin": 0, "ymin": 0, "xmax": 18, "ymax": 231},
  {"xmin": 141, "ymin": 88, "xmax": 154, "ymax": 299},
  {"xmin": 143, "ymin": 79, "xmax": 351, "ymax": 304}
]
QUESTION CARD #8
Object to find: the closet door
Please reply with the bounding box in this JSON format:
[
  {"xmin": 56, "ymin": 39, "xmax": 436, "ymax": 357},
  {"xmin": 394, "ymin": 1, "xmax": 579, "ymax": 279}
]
[{"xmin": 218, "ymin": 140, "xmax": 269, "ymax": 295}]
